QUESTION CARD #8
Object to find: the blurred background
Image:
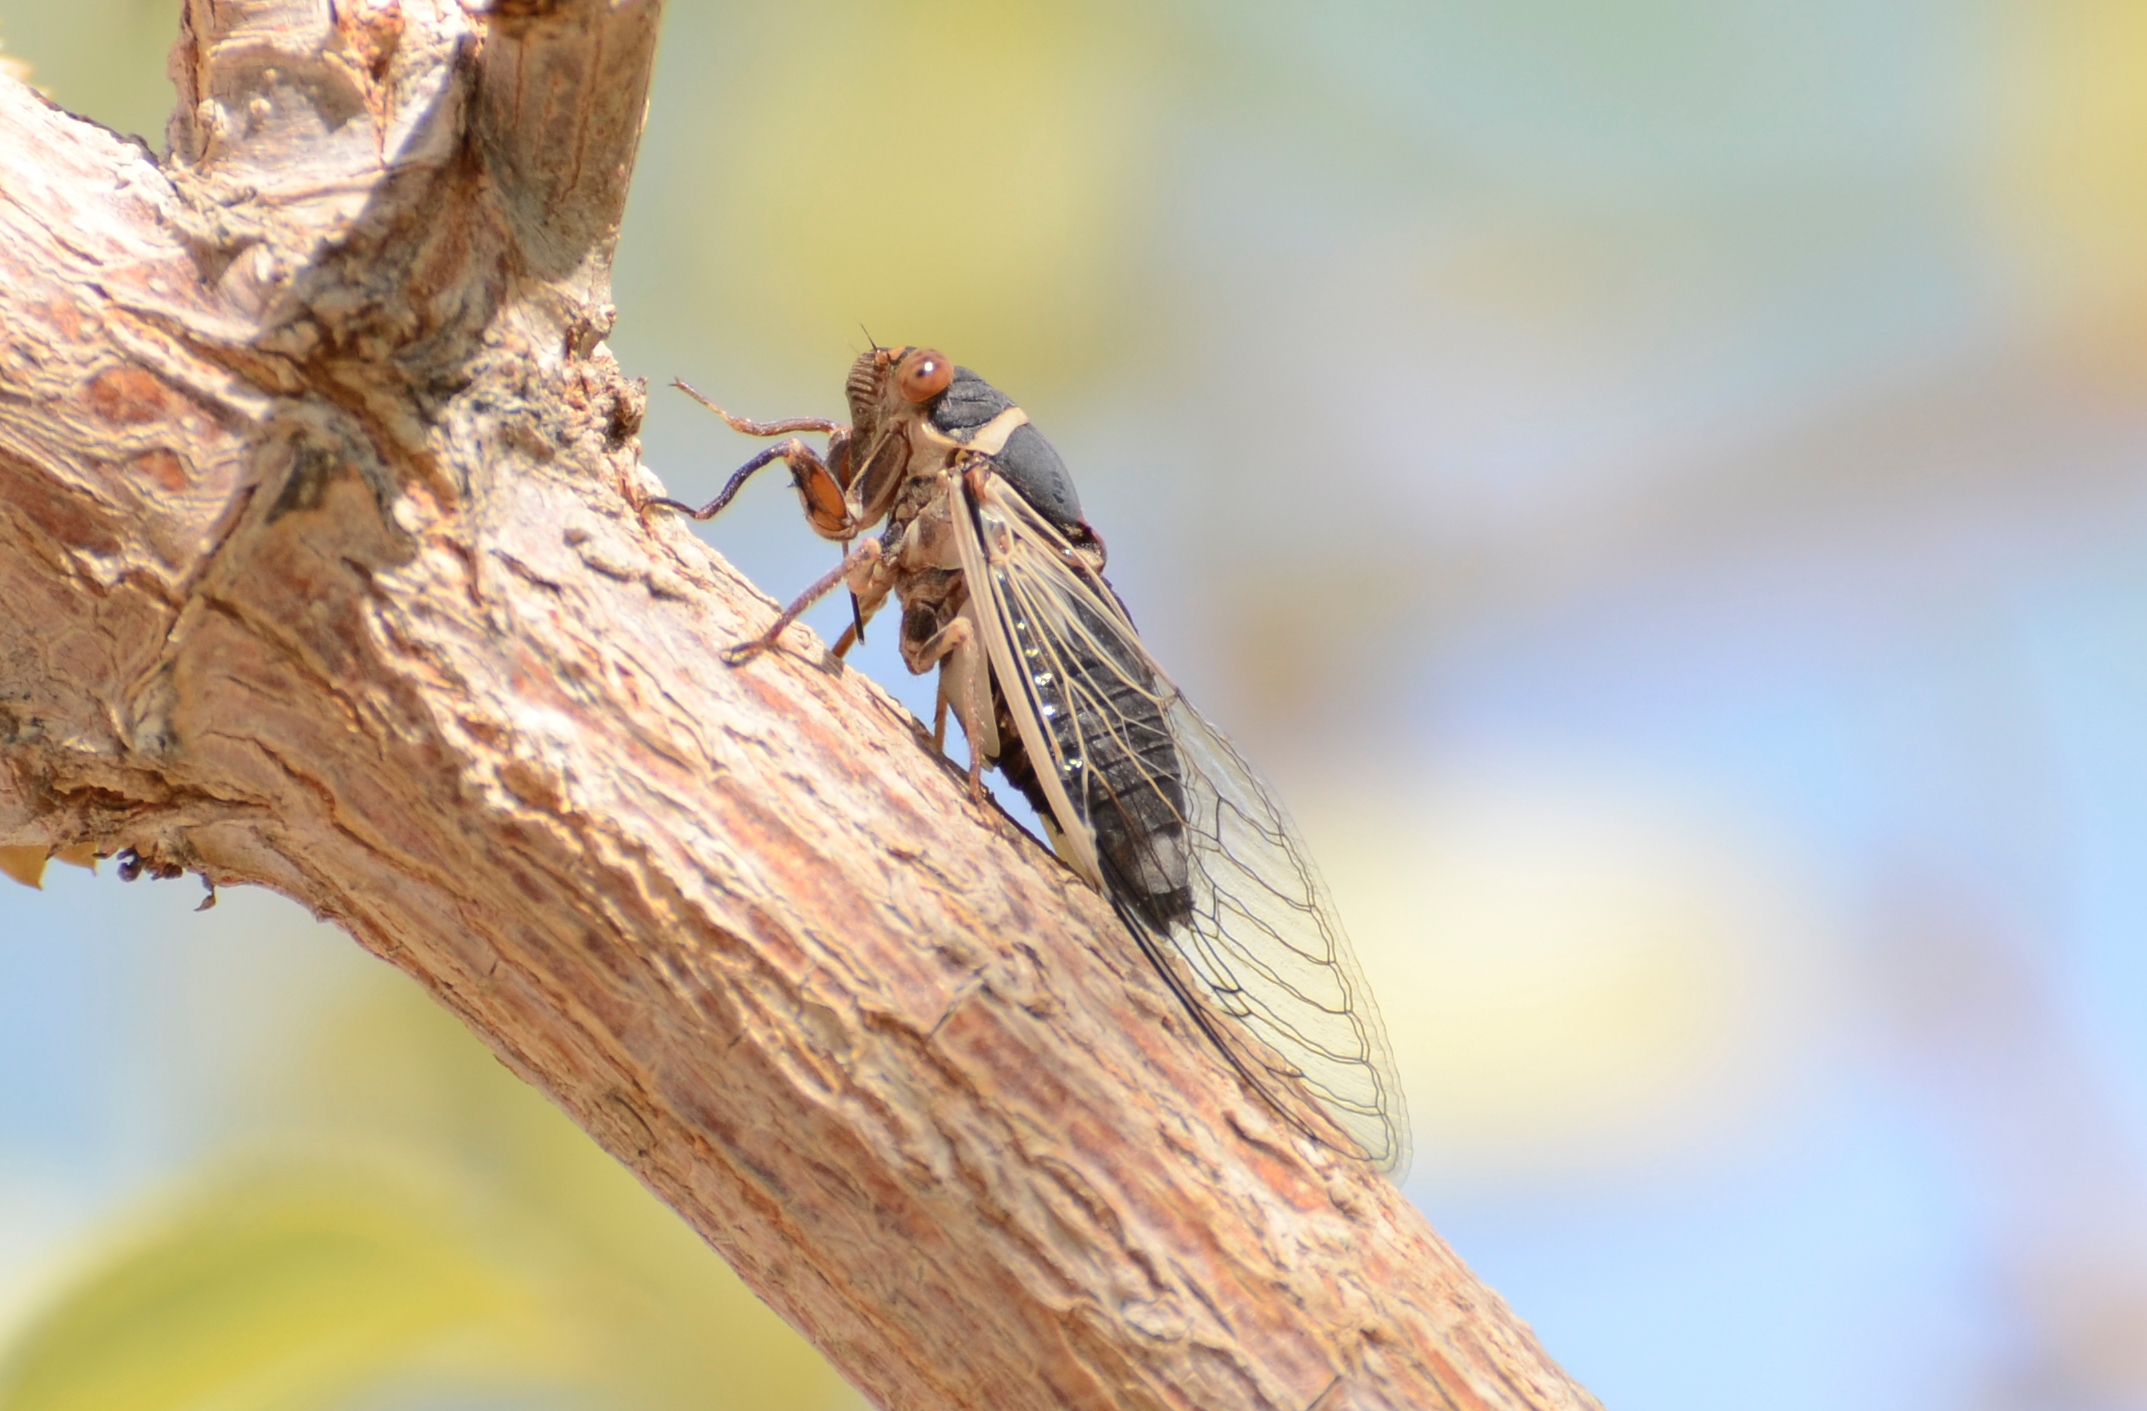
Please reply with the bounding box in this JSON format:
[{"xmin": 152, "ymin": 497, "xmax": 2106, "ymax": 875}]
[{"xmin": 3, "ymin": 0, "xmax": 2145, "ymax": 1407}]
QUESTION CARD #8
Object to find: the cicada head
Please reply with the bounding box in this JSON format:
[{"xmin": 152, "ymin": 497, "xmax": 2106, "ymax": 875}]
[
  {"xmin": 838, "ymin": 345, "xmax": 952, "ymax": 525},
  {"xmin": 845, "ymin": 345, "xmax": 954, "ymax": 430}
]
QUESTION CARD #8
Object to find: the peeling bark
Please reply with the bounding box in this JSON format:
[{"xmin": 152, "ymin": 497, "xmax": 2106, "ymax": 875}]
[{"xmin": 0, "ymin": 6, "xmax": 1604, "ymax": 1410}]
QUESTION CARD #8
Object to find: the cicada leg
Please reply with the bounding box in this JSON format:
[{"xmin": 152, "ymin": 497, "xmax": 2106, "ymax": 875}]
[
  {"xmin": 671, "ymin": 379, "xmax": 840, "ymax": 439},
  {"xmin": 722, "ymin": 539, "xmax": 884, "ymax": 666},
  {"xmin": 642, "ymin": 438, "xmax": 849, "ymax": 533},
  {"xmin": 830, "ymin": 588, "xmax": 890, "ymax": 659},
  {"xmin": 904, "ymin": 612, "xmax": 997, "ymax": 802},
  {"xmin": 645, "ymin": 380, "xmax": 856, "ymax": 540}
]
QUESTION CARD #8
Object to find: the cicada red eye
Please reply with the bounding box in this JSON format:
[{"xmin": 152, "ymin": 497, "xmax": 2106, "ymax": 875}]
[{"xmin": 896, "ymin": 347, "xmax": 953, "ymax": 403}]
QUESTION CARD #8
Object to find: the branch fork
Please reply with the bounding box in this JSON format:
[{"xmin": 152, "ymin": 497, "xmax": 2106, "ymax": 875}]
[{"xmin": 0, "ymin": 6, "xmax": 1600, "ymax": 1409}]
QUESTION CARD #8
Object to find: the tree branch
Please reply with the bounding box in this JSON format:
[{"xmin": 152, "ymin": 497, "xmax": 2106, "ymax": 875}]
[{"xmin": 0, "ymin": 6, "xmax": 1603, "ymax": 1409}]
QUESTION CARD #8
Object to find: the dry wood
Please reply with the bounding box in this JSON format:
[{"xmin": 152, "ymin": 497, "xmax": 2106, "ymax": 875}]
[{"xmin": 0, "ymin": 5, "xmax": 1605, "ymax": 1409}]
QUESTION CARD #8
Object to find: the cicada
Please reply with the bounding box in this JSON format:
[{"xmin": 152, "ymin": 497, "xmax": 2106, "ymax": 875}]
[{"xmin": 646, "ymin": 346, "xmax": 1410, "ymax": 1174}]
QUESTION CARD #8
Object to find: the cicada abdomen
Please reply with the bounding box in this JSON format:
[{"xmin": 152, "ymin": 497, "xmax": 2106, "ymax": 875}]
[{"xmin": 986, "ymin": 559, "xmax": 1192, "ymax": 932}]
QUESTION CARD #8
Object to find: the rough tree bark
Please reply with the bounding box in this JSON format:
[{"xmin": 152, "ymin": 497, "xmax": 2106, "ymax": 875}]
[{"xmin": 0, "ymin": 6, "xmax": 1603, "ymax": 1410}]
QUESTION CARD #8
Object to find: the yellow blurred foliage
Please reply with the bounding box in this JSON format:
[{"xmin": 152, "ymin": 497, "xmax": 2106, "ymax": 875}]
[
  {"xmin": 0, "ymin": 981, "xmax": 858, "ymax": 1411},
  {"xmin": 1996, "ymin": 0, "xmax": 2147, "ymax": 322},
  {"xmin": 1303, "ymin": 772, "xmax": 1833, "ymax": 1187},
  {"xmin": 0, "ymin": 2, "xmax": 170, "ymax": 140},
  {"xmin": 656, "ymin": 0, "xmax": 1158, "ymax": 389},
  {"xmin": 0, "ymin": 1169, "xmax": 568, "ymax": 1411}
]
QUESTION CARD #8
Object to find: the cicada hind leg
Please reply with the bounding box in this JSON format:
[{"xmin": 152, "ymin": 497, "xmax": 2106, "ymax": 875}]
[{"xmin": 896, "ymin": 592, "xmax": 999, "ymax": 802}]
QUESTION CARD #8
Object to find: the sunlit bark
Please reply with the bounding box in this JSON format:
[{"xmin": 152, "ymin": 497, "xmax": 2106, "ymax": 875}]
[{"xmin": 0, "ymin": 5, "xmax": 1601, "ymax": 1409}]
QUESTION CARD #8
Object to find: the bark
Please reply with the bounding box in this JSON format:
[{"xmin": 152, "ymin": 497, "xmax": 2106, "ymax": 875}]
[{"xmin": 0, "ymin": 6, "xmax": 1604, "ymax": 1410}]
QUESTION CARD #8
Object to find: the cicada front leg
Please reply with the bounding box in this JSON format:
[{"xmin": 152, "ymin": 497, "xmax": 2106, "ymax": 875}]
[
  {"xmin": 639, "ymin": 437, "xmax": 831, "ymax": 520},
  {"xmin": 643, "ymin": 379, "xmax": 881, "ymax": 656},
  {"xmin": 641, "ymin": 378, "xmax": 860, "ymax": 542}
]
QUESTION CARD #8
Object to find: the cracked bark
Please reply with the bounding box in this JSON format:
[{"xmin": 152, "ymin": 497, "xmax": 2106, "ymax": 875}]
[{"xmin": 0, "ymin": 5, "xmax": 1605, "ymax": 1410}]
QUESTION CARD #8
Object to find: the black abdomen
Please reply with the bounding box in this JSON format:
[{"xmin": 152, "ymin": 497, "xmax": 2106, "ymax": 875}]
[{"xmin": 992, "ymin": 572, "xmax": 1193, "ymax": 932}]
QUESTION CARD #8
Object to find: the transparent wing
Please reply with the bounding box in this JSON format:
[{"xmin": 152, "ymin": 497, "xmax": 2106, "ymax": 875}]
[{"xmin": 951, "ymin": 467, "xmax": 1411, "ymax": 1174}]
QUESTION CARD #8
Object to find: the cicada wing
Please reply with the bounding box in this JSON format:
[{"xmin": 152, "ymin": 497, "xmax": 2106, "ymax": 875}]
[
  {"xmin": 954, "ymin": 468, "xmax": 1412, "ymax": 1175},
  {"xmin": 1156, "ymin": 703, "xmax": 1413, "ymax": 1175}
]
